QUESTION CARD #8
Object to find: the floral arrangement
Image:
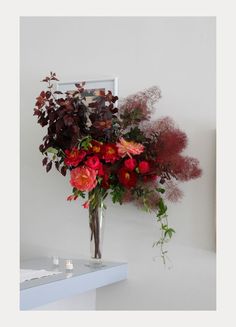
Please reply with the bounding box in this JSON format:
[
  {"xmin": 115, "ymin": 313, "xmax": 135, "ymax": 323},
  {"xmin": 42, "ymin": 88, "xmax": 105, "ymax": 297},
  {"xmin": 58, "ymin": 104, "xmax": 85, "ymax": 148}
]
[{"xmin": 34, "ymin": 72, "xmax": 202, "ymax": 263}]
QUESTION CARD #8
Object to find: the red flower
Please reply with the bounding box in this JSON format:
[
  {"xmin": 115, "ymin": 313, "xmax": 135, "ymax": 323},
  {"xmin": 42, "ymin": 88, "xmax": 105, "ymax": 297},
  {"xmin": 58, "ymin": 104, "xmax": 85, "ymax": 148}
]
[
  {"xmin": 90, "ymin": 140, "xmax": 103, "ymax": 155},
  {"xmin": 124, "ymin": 158, "xmax": 137, "ymax": 171},
  {"xmin": 138, "ymin": 161, "xmax": 150, "ymax": 174},
  {"xmin": 82, "ymin": 200, "xmax": 90, "ymax": 209},
  {"xmin": 101, "ymin": 143, "xmax": 119, "ymax": 163},
  {"xmin": 85, "ymin": 156, "xmax": 101, "ymax": 170},
  {"xmin": 118, "ymin": 167, "xmax": 137, "ymax": 189},
  {"xmin": 64, "ymin": 148, "xmax": 86, "ymax": 167},
  {"xmin": 67, "ymin": 194, "xmax": 78, "ymax": 201},
  {"xmin": 97, "ymin": 163, "xmax": 105, "ymax": 176},
  {"xmin": 70, "ymin": 166, "xmax": 97, "ymax": 191}
]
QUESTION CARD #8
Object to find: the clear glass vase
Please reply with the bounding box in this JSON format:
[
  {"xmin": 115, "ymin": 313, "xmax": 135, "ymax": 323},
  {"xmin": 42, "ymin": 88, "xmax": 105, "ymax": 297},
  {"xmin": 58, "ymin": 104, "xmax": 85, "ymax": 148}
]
[{"xmin": 88, "ymin": 189, "xmax": 106, "ymax": 266}]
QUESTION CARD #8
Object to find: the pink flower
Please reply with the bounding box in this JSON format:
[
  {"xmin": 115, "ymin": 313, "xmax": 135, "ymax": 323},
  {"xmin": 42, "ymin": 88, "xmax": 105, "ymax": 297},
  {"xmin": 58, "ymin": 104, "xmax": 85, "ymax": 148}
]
[
  {"xmin": 124, "ymin": 158, "xmax": 137, "ymax": 171},
  {"xmin": 70, "ymin": 166, "xmax": 97, "ymax": 191},
  {"xmin": 116, "ymin": 138, "xmax": 144, "ymax": 158},
  {"xmin": 138, "ymin": 161, "xmax": 151, "ymax": 174}
]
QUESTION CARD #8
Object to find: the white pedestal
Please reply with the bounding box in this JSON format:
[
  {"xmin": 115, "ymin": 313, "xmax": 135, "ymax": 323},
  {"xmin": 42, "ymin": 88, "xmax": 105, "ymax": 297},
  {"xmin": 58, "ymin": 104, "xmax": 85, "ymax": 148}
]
[
  {"xmin": 20, "ymin": 257, "xmax": 128, "ymax": 310},
  {"xmin": 34, "ymin": 290, "xmax": 96, "ymax": 310}
]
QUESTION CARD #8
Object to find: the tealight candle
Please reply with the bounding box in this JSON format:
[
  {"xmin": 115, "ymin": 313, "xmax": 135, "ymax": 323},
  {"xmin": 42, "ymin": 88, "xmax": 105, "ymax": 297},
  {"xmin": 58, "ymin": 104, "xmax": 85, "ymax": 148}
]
[
  {"xmin": 52, "ymin": 256, "xmax": 59, "ymax": 266},
  {"xmin": 65, "ymin": 259, "xmax": 73, "ymax": 271}
]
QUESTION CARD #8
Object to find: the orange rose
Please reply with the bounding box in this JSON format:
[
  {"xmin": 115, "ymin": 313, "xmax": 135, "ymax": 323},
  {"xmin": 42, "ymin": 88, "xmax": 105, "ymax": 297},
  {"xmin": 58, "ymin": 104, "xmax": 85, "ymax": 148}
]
[{"xmin": 70, "ymin": 166, "xmax": 97, "ymax": 191}]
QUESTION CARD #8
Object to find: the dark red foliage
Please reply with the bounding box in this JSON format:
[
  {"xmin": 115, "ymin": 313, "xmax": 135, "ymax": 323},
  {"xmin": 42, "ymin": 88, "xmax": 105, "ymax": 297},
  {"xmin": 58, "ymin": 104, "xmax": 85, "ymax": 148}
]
[
  {"xmin": 42, "ymin": 157, "xmax": 48, "ymax": 166},
  {"xmin": 46, "ymin": 161, "xmax": 52, "ymax": 172},
  {"xmin": 34, "ymin": 73, "xmax": 120, "ymax": 155},
  {"xmin": 169, "ymin": 155, "xmax": 202, "ymax": 181},
  {"xmin": 61, "ymin": 166, "xmax": 67, "ymax": 176},
  {"xmin": 156, "ymin": 129, "xmax": 187, "ymax": 162}
]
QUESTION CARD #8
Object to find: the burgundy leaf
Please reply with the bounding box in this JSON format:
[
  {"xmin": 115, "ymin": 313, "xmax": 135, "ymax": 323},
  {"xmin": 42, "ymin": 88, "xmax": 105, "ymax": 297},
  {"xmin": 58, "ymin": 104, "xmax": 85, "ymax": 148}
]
[
  {"xmin": 41, "ymin": 77, "xmax": 50, "ymax": 82},
  {"xmin": 54, "ymin": 91, "xmax": 63, "ymax": 94},
  {"xmin": 48, "ymin": 111, "xmax": 56, "ymax": 122},
  {"xmin": 43, "ymin": 135, "xmax": 49, "ymax": 141},
  {"xmin": 63, "ymin": 115, "xmax": 74, "ymax": 126},
  {"xmin": 46, "ymin": 91, "xmax": 51, "ymax": 99},
  {"xmin": 61, "ymin": 166, "xmax": 67, "ymax": 176},
  {"xmin": 55, "ymin": 161, "xmax": 60, "ymax": 171},
  {"xmin": 46, "ymin": 161, "xmax": 52, "ymax": 173},
  {"xmin": 42, "ymin": 157, "xmax": 48, "ymax": 166},
  {"xmin": 56, "ymin": 119, "xmax": 64, "ymax": 132},
  {"xmin": 33, "ymin": 109, "xmax": 42, "ymax": 116},
  {"xmin": 39, "ymin": 144, "xmax": 44, "ymax": 153}
]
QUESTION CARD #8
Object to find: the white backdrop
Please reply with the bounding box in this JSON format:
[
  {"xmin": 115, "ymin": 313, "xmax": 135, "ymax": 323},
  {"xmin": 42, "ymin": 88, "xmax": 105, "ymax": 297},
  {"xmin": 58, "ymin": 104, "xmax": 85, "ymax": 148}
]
[{"xmin": 20, "ymin": 17, "xmax": 216, "ymax": 310}]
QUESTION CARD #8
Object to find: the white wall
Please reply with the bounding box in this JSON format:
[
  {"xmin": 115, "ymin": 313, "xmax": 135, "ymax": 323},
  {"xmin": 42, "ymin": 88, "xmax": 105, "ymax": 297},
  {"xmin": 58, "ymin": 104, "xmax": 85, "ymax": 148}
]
[{"xmin": 20, "ymin": 17, "xmax": 216, "ymax": 310}]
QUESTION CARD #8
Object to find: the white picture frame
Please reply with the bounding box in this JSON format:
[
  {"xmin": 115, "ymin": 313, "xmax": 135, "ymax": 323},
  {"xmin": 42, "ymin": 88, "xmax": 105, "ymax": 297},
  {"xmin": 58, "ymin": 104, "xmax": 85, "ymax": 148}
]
[{"xmin": 56, "ymin": 77, "xmax": 118, "ymax": 97}]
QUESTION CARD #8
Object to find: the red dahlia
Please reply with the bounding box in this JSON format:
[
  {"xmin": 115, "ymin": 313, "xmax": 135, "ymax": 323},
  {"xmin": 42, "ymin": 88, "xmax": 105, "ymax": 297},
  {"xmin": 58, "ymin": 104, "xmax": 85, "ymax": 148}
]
[
  {"xmin": 118, "ymin": 167, "xmax": 137, "ymax": 189},
  {"xmin": 101, "ymin": 143, "xmax": 119, "ymax": 163}
]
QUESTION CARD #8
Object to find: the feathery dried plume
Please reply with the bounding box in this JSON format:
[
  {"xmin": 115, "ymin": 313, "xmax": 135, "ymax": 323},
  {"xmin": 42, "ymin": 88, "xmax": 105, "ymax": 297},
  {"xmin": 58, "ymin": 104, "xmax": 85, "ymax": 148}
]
[
  {"xmin": 119, "ymin": 86, "xmax": 161, "ymax": 128},
  {"xmin": 169, "ymin": 155, "xmax": 202, "ymax": 181},
  {"xmin": 164, "ymin": 180, "xmax": 183, "ymax": 202}
]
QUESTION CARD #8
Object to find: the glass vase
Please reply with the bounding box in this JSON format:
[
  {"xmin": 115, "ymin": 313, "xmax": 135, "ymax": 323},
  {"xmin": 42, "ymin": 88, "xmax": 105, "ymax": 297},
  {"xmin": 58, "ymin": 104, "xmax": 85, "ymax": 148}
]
[{"xmin": 88, "ymin": 189, "xmax": 106, "ymax": 266}]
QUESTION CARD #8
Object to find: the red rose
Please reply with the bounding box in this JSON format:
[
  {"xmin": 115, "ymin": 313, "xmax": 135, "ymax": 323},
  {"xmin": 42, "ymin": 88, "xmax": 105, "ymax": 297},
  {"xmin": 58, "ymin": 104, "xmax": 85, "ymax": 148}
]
[
  {"xmin": 85, "ymin": 156, "xmax": 101, "ymax": 170},
  {"xmin": 101, "ymin": 143, "xmax": 119, "ymax": 163},
  {"xmin": 118, "ymin": 167, "xmax": 137, "ymax": 189},
  {"xmin": 124, "ymin": 158, "xmax": 137, "ymax": 171},
  {"xmin": 138, "ymin": 161, "xmax": 150, "ymax": 174},
  {"xmin": 64, "ymin": 148, "xmax": 86, "ymax": 167}
]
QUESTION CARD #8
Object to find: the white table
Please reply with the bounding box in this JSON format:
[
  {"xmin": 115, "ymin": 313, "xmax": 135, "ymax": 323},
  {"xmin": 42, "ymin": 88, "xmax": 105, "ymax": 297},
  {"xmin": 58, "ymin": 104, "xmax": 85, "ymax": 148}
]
[{"xmin": 20, "ymin": 257, "xmax": 128, "ymax": 310}]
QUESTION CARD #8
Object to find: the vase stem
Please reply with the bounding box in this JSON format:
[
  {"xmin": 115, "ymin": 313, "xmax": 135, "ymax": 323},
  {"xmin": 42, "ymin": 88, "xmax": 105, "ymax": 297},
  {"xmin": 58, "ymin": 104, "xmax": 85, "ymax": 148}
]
[{"xmin": 89, "ymin": 189, "xmax": 106, "ymax": 265}]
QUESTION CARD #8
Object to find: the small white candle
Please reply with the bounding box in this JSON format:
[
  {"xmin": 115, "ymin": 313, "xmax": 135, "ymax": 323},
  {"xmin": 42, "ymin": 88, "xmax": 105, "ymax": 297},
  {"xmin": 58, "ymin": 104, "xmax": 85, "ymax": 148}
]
[
  {"xmin": 52, "ymin": 256, "xmax": 59, "ymax": 266},
  {"xmin": 65, "ymin": 259, "xmax": 73, "ymax": 271}
]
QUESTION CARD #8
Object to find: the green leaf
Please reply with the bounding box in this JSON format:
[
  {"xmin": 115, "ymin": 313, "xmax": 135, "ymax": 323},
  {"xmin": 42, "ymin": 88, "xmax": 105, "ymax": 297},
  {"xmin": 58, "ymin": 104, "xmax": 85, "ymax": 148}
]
[
  {"xmin": 44, "ymin": 147, "xmax": 58, "ymax": 154},
  {"xmin": 164, "ymin": 228, "xmax": 175, "ymax": 238},
  {"xmin": 110, "ymin": 184, "xmax": 125, "ymax": 204},
  {"xmin": 156, "ymin": 188, "xmax": 165, "ymax": 194},
  {"xmin": 80, "ymin": 136, "xmax": 92, "ymax": 150}
]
